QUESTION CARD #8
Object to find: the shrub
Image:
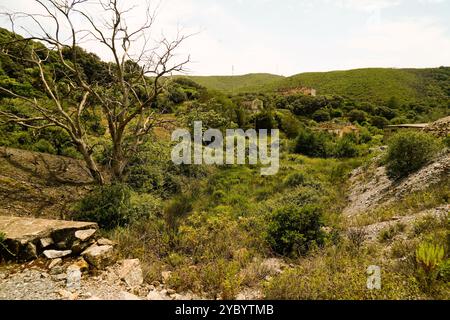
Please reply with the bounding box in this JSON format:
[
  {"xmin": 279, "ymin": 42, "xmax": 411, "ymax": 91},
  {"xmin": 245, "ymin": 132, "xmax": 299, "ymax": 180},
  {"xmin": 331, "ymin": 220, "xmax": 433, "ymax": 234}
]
[
  {"xmin": 293, "ymin": 128, "xmax": 331, "ymax": 158},
  {"xmin": 33, "ymin": 139, "xmax": 56, "ymax": 154},
  {"xmin": 371, "ymin": 116, "xmax": 389, "ymax": 129},
  {"xmin": 61, "ymin": 146, "xmax": 80, "ymax": 159},
  {"xmin": 333, "ymin": 136, "xmax": 359, "ymax": 158},
  {"xmin": 164, "ymin": 194, "xmax": 194, "ymax": 232},
  {"xmin": 415, "ymin": 242, "xmax": 445, "ymax": 281},
  {"xmin": 266, "ymin": 205, "xmax": 325, "ymax": 257},
  {"xmin": 348, "ymin": 109, "xmax": 367, "ymax": 123},
  {"xmin": 72, "ymin": 183, "xmax": 137, "ymax": 230},
  {"xmin": 347, "ymin": 228, "xmax": 367, "ymax": 249},
  {"xmin": 385, "ymin": 131, "xmax": 441, "ymax": 179},
  {"xmin": 378, "ymin": 223, "xmax": 406, "ymax": 243},
  {"xmin": 330, "ymin": 109, "xmax": 343, "ymax": 118},
  {"xmin": 438, "ymin": 259, "xmax": 450, "ymax": 282},
  {"xmin": 312, "ymin": 109, "xmax": 330, "ymax": 122},
  {"xmin": 283, "ymin": 172, "xmax": 307, "ymax": 187},
  {"xmin": 275, "ymin": 111, "xmax": 301, "ymax": 138},
  {"xmin": 443, "ymin": 135, "xmax": 450, "ymax": 148}
]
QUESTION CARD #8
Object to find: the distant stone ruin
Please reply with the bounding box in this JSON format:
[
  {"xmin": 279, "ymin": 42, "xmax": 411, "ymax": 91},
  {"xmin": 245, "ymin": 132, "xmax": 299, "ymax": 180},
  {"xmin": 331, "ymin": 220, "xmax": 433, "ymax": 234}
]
[
  {"xmin": 278, "ymin": 86, "xmax": 317, "ymax": 97},
  {"xmin": 317, "ymin": 122, "xmax": 359, "ymax": 137},
  {"xmin": 385, "ymin": 116, "xmax": 450, "ymax": 138}
]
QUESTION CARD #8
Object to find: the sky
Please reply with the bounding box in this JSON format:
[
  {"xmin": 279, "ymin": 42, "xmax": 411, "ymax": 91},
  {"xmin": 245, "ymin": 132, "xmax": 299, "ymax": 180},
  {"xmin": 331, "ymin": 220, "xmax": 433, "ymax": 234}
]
[{"xmin": 0, "ymin": 0, "xmax": 449, "ymax": 76}]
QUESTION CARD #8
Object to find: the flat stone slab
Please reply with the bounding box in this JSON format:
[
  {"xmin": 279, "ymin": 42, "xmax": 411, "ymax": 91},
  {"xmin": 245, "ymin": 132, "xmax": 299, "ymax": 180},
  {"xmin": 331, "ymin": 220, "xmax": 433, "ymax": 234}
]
[
  {"xmin": 0, "ymin": 216, "xmax": 98, "ymax": 261},
  {"xmin": 0, "ymin": 216, "xmax": 97, "ymax": 242}
]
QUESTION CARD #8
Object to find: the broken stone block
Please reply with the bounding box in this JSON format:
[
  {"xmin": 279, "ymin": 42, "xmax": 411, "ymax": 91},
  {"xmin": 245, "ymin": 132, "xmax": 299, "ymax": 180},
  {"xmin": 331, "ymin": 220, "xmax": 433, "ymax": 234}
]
[
  {"xmin": 48, "ymin": 258, "xmax": 62, "ymax": 269},
  {"xmin": 71, "ymin": 239, "xmax": 93, "ymax": 255},
  {"xmin": 66, "ymin": 265, "xmax": 82, "ymax": 291},
  {"xmin": 81, "ymin": 245, "xmax": 114, "ymax": 269},
  {"xmin": 97, "ymin": 238, "xmax": 115, "ymax": 246},
  {"xmin": 74, "ymin": 229, "xmax": 96, "ymax": 242},
  {"xmin": 118, "ymin": 259, "xmax": 144, "ymax": 288},
  {"xmin": 22, "ymin": 242, "xmax": 37, "ymax": 260},
  {"xmin": 56, "ymin": 241, "xmax": 69, "ymax": 250},
  {"xmin": 43, "ymin": 249, "xmax": 72, "ymax": 259},
  {"xmin": 40, "ymin": 237, "xmax": 54, "ymax": 249}
]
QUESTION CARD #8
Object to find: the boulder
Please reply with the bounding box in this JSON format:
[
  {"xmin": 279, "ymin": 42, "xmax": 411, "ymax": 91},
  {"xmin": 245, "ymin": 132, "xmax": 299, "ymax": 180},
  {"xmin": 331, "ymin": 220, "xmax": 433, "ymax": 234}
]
[
  {"xmin": 81, "ymin": 245, "xmax": 114, "ymax": 269},
  {"xmin": 43, "ymin": 249, "xmax": 72, "ymax": 259},
  {"xmin": 118, "ymin": 259, "xmax": 144, "ymax": 288},
  {"xmin": 74, "ymin": 229, "xmax": 97, "ymax": 242}
]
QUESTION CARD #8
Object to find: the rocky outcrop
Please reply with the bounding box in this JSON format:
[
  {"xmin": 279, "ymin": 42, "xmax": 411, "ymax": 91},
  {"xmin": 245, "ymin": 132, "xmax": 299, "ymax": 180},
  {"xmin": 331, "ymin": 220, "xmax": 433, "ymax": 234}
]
[
  {"xmin": 344, "ymin": 151, "xmax": 450, "ymax": 216},
  {"xmin": 0, "ymin": 216, "xmax": 97, "ymax": 262},
  {"xmin": 423, "ymin": 116, "xmax": 450, "ymax": 137},
  {"xmin": 0, "ymin": 215, "xmax": 119, "ymax": 274}
]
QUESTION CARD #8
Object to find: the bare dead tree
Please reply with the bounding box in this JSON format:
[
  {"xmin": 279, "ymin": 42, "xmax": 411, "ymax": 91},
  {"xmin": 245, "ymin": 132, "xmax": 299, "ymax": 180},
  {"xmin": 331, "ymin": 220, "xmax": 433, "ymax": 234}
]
[{"xmin": 0, "ymin": 0, "xmax": 190, "ymax": 184}]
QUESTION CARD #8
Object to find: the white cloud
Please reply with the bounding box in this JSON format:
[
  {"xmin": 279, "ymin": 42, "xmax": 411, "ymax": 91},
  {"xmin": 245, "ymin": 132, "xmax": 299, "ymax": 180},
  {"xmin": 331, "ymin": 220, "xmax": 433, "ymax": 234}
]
[
  {"xmin": 344, "ymin": 17, "xmax": 450, "ymax": 68},
  {"xmin": 331, "ymin": 0, "xmax": 402, "ymax": 12}
]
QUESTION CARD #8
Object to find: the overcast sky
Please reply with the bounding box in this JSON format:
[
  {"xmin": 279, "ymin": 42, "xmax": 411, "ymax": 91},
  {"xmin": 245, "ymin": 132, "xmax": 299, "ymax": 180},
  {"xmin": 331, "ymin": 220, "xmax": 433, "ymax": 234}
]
[{"xmin": 1, "ymin": 0, "xmax": 449, "ymax": 76}]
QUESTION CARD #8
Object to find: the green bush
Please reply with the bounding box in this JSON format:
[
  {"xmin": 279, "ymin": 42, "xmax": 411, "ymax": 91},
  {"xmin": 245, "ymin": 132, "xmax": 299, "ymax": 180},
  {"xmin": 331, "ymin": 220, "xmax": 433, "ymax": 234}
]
[
  {"xmin": 72, "ymin": 183, "xmax": 139, "ymax": 230},
  {"xmin": 415, "ymin": 242, "xmax": 445, "ymax": 287},
  {"xmin": 312, "ymin": 109, "xmax": 330, "ymax": 122},
  {"xmin": 164, "ymin": 194, "xmax": 194, "ymax": 232},
  {"xmin": 333, "ymin": 136, "xmax": 359, "ymax": 158},
  {"xmin": 385, "ymin": 131, "xmax": 440, "ymax": 179},
  {"xmin": 443, "ymin": 135, "xmax": 450, "ymax": 148},
  {"xmin": 293, "ymin": 128, "xmax": 331, "ymax": 158},
  {"xmin": 416, "ymin": 242, "xmax": 445, "ymax": 273},
  {"xmin": 267, "ymin": 205, "xmax": 325, "ymax": 257},
  {"xmin": 33, "ymin": 139, "xmax": 57, "ymax": 154},
  {"xmin": 283, "ymin": 172, "xmax": 307, "ymax": 187},
  {"xmin": 348, "ymin": 109, "xmax": 367, "ymax": 123},
  {"xmin": 438, "ymin": 259, "xmax": 450, "ymax": 282},
  {"xmin": 275, "ymin": 111, "xmax": 301, "ymax": 138},
  {"xmin": 371, "ymin": 116, "xmax": 389, "ymax": 129}
]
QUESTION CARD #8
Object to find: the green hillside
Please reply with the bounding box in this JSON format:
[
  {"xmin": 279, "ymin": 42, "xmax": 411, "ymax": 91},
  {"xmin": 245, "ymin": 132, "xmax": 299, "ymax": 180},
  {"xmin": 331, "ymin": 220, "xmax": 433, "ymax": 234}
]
[
  {"xmin": 187, "ymin": 73, "xmax": 284, "ymax": 93},
  {"xmin": 189, "ymin": 68, "xmax": 450, "ymax": 105},
  {"xmin": 271, "ymin": 68, "xmax": 450, "ymax": 104}
]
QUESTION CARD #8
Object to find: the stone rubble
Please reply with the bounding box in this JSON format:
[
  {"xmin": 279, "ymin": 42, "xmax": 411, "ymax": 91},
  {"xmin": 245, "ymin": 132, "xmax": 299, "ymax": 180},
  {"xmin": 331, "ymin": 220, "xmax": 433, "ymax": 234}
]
[{"xmin": 81, "ymin": 245, "xmax": 114, "ymax": 269}]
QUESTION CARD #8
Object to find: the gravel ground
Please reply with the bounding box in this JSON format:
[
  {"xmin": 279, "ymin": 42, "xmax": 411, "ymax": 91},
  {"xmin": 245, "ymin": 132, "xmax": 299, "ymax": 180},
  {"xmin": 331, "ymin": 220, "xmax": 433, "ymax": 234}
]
[
  {"xmin": 0, "ymin": 268, "xmax": 64, "ymax": 300},
  {"xmin": 0, "ymin": 261, "xmax": 204, "ymax": 300}
]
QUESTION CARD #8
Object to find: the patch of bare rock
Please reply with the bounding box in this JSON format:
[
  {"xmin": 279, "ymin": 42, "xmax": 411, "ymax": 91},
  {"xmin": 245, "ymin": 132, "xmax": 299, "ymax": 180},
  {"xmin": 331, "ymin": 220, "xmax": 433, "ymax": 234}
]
[{"xmin": 344, "ymin": 151, "xmax": 449, "ymax": 217}]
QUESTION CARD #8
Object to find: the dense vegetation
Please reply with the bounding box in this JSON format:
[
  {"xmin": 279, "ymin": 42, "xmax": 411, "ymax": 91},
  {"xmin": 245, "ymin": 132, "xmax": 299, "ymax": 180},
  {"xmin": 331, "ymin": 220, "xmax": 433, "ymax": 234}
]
[
  {"xmin": 0, "ymin": 25, "xmax": 449, "ymax": 300},
  {"xmin": 189, "ymin": 68, "xmax": 449, "ymax": 112},
  {"xmin": 186, "ymin": 73, "xmax": 284, "ymax": 93}
]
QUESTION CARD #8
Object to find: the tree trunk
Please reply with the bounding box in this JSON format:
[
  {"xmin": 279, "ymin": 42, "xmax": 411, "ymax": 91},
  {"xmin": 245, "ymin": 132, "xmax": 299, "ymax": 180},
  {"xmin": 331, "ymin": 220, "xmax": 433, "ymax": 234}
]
[
  {"xmin": 111, "ymin": 135, "xmax": 127, "ymax": 182},
  {"xmin": 77, "ymin": 142, "xmax": 105, "ymax": 185}
]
